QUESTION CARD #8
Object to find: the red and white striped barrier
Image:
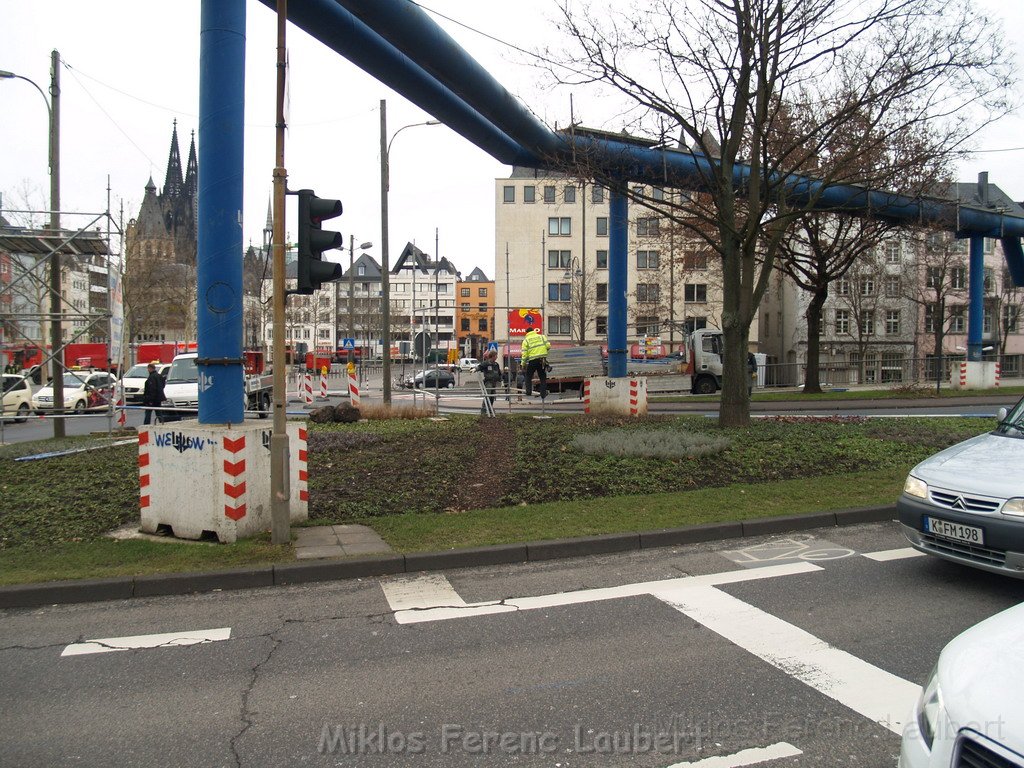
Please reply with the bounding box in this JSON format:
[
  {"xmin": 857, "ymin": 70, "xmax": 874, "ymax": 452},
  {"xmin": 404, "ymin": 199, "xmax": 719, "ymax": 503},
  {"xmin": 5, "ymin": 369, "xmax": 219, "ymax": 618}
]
[
  {"xmin": 298, "ymin": 426, "xmax": 309, "ymax": 503},
  {"xmin": 138, "ymin": 431, "xmax": 151, "ymax": 511},
  {"xmin": 996, "ymin": 361, "xmax": 1001, "ymax": 388},
  {"xmin": 303, "ymin": 373, "xmax": 314, "ymax": 405},
  {"xmin": 959, "ymin": 361, "xmax": 968, "ymax": 388},
  {"xmin": 222, "ymin": 435, "xmax": 247, "ymax": 521},
  {"xmin": 629, "ymin": 379, "xmax": 640, "ymax": 417},
  {"xmin": 583, "ymin": 379, "xmax": 591, "ymax": 415},
  {"xmin": 319, "ymin": 370, "xmax": 328, "ymax": 399},
  {"xmin": 116, "ymin": 396, "xmax": 126, "ymax": 427},
  {"xmin": 348, "ymin": 375, "xmax": 360, "ymax": 407}
]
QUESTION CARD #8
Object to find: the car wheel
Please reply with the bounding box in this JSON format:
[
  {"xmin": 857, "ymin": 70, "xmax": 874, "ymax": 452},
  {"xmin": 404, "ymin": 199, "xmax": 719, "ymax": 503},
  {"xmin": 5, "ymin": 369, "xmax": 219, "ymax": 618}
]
[
  {"xmin": 446, "ymin": 380, "xmax": 455, "ymax": 389},
  {"xmin": 258, "ymin": 391, "xmax": 271, "ymax": 419},
  {"xmin": 693, "ymin": 376, "xmax": 717, "ymax": 395},
  {"xmin": 16, "ymin": 403, "xmax": 29, "ymax": 423},
  {"xmin": 73, "ymin": 399, "xmax": 87, "ymax": 414}
]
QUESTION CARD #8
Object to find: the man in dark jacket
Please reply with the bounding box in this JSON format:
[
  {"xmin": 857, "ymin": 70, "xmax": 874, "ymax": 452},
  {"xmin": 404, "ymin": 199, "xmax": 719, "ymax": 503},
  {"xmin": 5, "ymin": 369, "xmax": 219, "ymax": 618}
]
[{"xmin": 142, "ymin": 363, "xmax": 165, "ymax": 425}]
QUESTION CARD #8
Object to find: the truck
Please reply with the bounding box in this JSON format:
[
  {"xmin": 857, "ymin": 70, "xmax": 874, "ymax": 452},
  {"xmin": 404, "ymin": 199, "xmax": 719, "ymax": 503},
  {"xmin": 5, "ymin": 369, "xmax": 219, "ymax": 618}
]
[
  {"xmin": 159, "ymin": 351, "xmax": 273, "ymax": 421},
  {"xmin": 135, "ymin": 342, "xmax": 191, "ymax": 365}
]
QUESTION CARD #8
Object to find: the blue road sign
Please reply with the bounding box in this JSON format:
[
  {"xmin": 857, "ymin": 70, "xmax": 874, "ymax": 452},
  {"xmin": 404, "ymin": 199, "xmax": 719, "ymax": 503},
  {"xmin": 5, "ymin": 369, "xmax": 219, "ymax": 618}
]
[
  {"xmin": 341, "ymin": 338, "xmax": 356, "ymax": 349},
  {"xmin": 487, "ymin": 341, "xmax": 499, "ymax": 352}
]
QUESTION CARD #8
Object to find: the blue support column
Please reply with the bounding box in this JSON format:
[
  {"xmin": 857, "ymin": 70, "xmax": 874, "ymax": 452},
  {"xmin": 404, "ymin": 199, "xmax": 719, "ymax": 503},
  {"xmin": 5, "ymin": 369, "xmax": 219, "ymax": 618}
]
[
  {"xmin": 608, "ymin": 184, "xmax": 628, "ymax": 378},
  {"xmin": 967, "ymin": 235, "xmax": 985, "ymax": 362},
  {"xmin": 197, "ymin": 0, "xmax": 246, "ymax": 423}
]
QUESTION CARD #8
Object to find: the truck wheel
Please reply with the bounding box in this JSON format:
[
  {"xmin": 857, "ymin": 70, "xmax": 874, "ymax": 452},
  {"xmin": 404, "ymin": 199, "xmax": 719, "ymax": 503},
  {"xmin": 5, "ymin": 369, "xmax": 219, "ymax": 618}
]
[
  {"xmin": 693, "ymin": 376, "xmax": 717, "ymax": 395},
  {"xmin": 258, "ymin": 392, "xmax": 271, "ymax": 419}
]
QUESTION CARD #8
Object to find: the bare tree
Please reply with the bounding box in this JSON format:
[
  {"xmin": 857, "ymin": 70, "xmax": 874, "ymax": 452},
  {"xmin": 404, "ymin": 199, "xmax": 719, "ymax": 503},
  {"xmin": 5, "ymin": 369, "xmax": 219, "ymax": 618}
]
[
  {"xmin": 546, "ymin": 0, "xmax": 1012, "ymax": 425},
  {"xmin": 997, "ymin": 264, "xmax": 1023, "ymax": 359}
]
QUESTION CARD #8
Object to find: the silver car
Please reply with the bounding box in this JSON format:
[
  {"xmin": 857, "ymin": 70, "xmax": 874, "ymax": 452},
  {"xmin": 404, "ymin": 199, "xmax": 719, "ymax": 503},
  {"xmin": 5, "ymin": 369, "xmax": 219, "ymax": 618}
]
[{"xmin": 897, "ymin": 395, "xmax": 1024, "ymax": 577}]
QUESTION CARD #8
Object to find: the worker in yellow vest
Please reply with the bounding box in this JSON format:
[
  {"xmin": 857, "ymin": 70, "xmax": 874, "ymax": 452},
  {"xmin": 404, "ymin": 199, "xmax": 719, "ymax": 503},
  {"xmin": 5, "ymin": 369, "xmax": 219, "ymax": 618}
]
[{"xmin": 520, "ymin": 327, "xmax": 551, "ymax": 398}]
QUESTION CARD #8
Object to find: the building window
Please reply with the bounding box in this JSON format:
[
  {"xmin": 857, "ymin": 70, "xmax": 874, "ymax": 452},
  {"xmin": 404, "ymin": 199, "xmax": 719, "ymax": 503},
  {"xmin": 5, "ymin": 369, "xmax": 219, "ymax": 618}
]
[
  {"xmin": 881, "ymin": 352, "xmax": 903, "ymax": 382},
  {"xmin": 548, "ymin": 217, "xmax": 571, "ymax": 237},
  {"xmin": 549, "ymin": 316, "xmax": 571, "ymax": 335},
  {"xmin": 836, "ymin": 277, "xmax": 850, "ymax": 296},
  {"xmin": 984, "ymin": 308, "xmax": 993, "ymax": 334},
  {"xmin": 950, "ymin": 305, "xmax": 966, "ymax": 333},
  {"xmin": 461, "ymin": 303, "xmax": 470, "ymax": 312},
  {"xmin": 502, "ymin": 185, "xmax": 515, "ymax": 203},
  {"xmin": 835, "ymin": 309, "xmax": 850, "ymax": 334},
  {"xmin": 951, "ymin": 267, "xmax": 967, "ymax": 289},
  {"xmin": 478, "ymin": 302, "xmax": 487, "ymax": 311},
  {"xmin": 684, "ymin": 283, "xmax": 707, "ymax": 303},
  {"xmin": 596, "ymin": 217, "xmax": 608, "ymax": 237},
  {"xmin": 984, "ymin": 267, "xmax": 994, "ymax": 293},
  {"xmin": 592, "ymin": 185, "xmax": 604, "ymax": 203},
  {"xmin": 926, "ymin": 267, "xmax": 941, "ymax": 288},
  {"xmin": 478, "ymin": 318, "xmax": 488, "ymax": 332},
  {"xmin": 596, "ymin": 250, "xmax": 608, "ymax": 269},
  {"xmin": 684, "ymin": 316, "xmax": 708, "ymax": 334},
  {"xmin": 885, "ymin": 310, "xmax": 900, "ymax": 335},
  {"xmin": 859, "ymin": 277, "xmax": 874, "ymax": 296},
  {"xmin": 596, "ymin": 283, "xmax": 608, "ymax": 302},
  {"xmin": 683, "ymin": 251, "xmax": 708, "ymax": 270},
  {"xmin": 860, "ymin": 310, "xmax": 875, "ymax": 335},
  {"xmin": 652, "ymin": 186, "xmax": 665, "ymax": 201},
  {"xmin": 548, "ymin": 249, "xmax": 571, "ymax": 269},
  {"xmin": 548, "ymin": 282, "xmax": 571, "ymax": 302},
  {"xmin": 543, "ymin": 185, "xmax": 556, "ymax": 203},
  {"xmin": 478, "ymin": 287, "xmax": 487, "ymax": 297},
  {"xmin": 885, "ymin": 276, "xmax": 901, "ymax": 298},
  {"xmin": 461, "ymin": 287, "xmax": 470, "ymax": 297},
  {"xmin": 637, "ymin": 217, "xmax": 660, "ymax": 237},
  {"xmin": 1004, "ymin": 304, "xmax": 1020, "ymax": 333},
  {"xmin": 637, "ymin": 250, "xmax": 659, "ymax": 269},
  {"xmin": 461, "ymin": 318, "xmax": 470, "ymax": 331},
  {"xmin": 564, "ymin": 186, "xmax": 576, "ymax": 203},
  {"xmin": 636, "ymin": 283, "xmax": 659, "ymax": 303},
  {"xmin": 524, "ymin": 185, "xmax": 536, "ymax": 203},
  {"xmin": 596, "ymin": 315, "xmax": 608, "ymax": 335},
  {"xmin": 636, "ymin": 316, "xmax": 660, "ymax": 336},
  {"xmin": 885, "ymin": 241, "xmax": 900, "ymax": 263},
  {"xmin": 925, "ymin": 304, "xmax": 937, "ymax": 333},
  {"xmin": 357, "ymin": 265, "xmax": 366, "ymax": 276}
]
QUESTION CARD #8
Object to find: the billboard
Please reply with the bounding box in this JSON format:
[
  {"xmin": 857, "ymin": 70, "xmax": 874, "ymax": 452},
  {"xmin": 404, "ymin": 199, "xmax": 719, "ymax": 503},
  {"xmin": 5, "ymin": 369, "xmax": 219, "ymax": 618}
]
[{"xmin": 508, "ymin": 308, "xmax": 543, "ymax": 336}]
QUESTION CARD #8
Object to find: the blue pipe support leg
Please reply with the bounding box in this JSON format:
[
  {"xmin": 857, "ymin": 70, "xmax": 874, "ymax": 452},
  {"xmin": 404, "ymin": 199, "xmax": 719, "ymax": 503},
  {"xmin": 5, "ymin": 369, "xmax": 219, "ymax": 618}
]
[
  {"xmin": 967, "ymin": 236, "xmax": 985, "ymax": 362},
  {"xmin": 608, "ymin": 185, "xmax": 629, "ymax": 378},
  {"xmin": 198, "ymin": 0, "xmax": 246, "ymax": 424}
]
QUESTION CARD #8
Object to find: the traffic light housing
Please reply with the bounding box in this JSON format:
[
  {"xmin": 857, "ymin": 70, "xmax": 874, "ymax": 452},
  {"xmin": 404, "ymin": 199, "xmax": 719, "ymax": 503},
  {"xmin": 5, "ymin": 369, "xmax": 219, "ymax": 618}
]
[{"xmin": 295, "ymin": 189, "xmax": 343, "ymax": 294}]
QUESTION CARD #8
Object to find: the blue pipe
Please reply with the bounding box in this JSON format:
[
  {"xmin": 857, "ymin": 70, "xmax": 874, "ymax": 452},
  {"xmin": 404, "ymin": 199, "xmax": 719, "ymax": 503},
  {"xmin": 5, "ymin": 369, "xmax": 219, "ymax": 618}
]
[
  {"xmin": 967, "ymin": 236, "xmax": 985, "ymax": 362},
  {"xmin": 197, "ymin": 0, "xmax": 246, "ymax": 424},
  {"xmin": 607, "ymin": 185, "xmax": 629, "ymax": 377}
]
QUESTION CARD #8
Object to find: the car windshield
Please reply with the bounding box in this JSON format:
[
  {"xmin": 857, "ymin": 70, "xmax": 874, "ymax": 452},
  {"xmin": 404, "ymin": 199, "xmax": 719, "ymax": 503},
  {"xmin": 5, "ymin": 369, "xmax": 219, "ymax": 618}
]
[
  {"xmin": 166, "ymin": 357, "xmax": 198, "ymax": 383},
  {"xmin": 61, "ymin": 373, "xmax": 89, "ymax": 388},
  {"xmin": 995, "ymin": 397, "xmax": 1024, "ymax": 437},
  {"xmin": 124, "ymin": 364, "xmax": 150, "ymax": 378}
]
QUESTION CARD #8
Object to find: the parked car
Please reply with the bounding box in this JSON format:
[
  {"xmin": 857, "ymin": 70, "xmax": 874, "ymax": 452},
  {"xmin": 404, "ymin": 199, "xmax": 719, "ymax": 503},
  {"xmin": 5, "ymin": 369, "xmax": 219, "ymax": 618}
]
[
  {"xmin": 897, "ymin": 394, "xmax": 1024, "ymax": 578},
  {"xmin": 403, "ymin": 369, "xmax": 456, "ymax": 389},
  {"xmin": 458, "ymin": 357, "xmax": 480, "ymax": 371},
  {"xmin": 117, "ymin": 363, "xmax": 170, "ymax": 404},
  {"xmin": 31, "ymin": 370, "xmax": 116, "ymax": 414},
  {"xmin": 2, "ymin": 373, "xmax": 33, "ymax": 422},
  {"xmin": 899, "ymin": 602, "xmax": 1024, "ymax": 767}
]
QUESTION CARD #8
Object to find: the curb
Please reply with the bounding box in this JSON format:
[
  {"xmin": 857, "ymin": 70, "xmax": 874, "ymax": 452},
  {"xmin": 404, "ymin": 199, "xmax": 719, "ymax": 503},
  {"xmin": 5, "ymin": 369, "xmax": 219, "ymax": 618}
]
[{"xmin": 0, "ymin": 505, "xmax": 897, "ymax": 610}]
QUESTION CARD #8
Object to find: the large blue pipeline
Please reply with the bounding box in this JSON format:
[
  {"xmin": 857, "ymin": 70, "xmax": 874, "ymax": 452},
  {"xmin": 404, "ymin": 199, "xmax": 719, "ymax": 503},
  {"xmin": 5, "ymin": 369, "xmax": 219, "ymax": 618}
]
[{"xmin": 255, "ymin": 0, "xmax": 1024, "ymax": 371}]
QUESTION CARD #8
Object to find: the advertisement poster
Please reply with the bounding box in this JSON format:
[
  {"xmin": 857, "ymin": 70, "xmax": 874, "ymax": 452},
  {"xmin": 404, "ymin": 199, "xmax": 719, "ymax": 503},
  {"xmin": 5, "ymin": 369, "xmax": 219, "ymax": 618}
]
[{"xmin": 508, "ymin": 308, "xmax": 543, "ymax": 336}]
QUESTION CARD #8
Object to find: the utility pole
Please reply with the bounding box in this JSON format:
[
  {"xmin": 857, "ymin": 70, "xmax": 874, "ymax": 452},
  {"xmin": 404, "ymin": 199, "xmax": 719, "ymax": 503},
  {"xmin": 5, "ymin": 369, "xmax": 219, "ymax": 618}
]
[
  {"xmin": 348, "ymin": 233, "xmax": 356, "ymax": 342},
  {"xmin": 379, "ymin": 99, "xmax": 392, "ymax": 403},
  {"xmin": 48, "ymin": 50, "xmax": 64, "ymax": 438}
]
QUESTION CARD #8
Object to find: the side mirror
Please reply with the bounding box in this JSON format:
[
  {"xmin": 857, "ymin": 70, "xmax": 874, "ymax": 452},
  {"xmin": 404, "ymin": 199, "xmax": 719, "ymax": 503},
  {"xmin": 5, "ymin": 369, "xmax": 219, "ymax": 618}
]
[{"xmin": 997, "ymin": 407, "xmax": 1008, "ymax": 422}]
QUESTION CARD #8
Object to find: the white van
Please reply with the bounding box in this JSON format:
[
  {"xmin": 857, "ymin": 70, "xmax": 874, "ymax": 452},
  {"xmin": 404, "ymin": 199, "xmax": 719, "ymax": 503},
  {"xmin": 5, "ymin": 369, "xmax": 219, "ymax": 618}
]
[{"xmin": 458, "ymin": 357, "xmax": 479, "ymax": 371}]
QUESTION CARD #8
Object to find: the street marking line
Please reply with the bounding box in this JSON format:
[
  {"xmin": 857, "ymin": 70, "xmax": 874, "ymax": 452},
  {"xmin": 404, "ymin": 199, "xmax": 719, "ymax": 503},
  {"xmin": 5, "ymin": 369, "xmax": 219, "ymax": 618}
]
[
  {"xmin": 863, "ymin": 547, "xmax": 925, "ymax": 562},
  {"xmin": 61, "ymin": 627, "xmax": 231, "ymax": 657},
  {"xmin": 381, "ymin": 574, "xmax": 468, "ymax": 611},
  {"xmin": 390, "ymin": 561, "xmax": 822, "ymax": 624},
  {"xmin": 666, "ymin": 742, "xmax": 802, "ymax": 767},
  {"xmin": 654, "ymin": 586, "xmax": 918, "ymax": 734}
]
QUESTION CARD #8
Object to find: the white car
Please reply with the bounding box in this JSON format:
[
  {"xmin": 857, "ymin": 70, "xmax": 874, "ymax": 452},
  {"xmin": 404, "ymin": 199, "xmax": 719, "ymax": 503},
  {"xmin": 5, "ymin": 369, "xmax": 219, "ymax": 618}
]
[
  {"xmin": 899, "ymin": 602, "xmax": 1024, "ymax": 767},
  {"xmin": 31, "ymin": 370, "xmax": 116, "ymax": 414},
  {"xmin": 897, "ymin": 395, "xmax": 1024, "ymax": 577},
  {"xmin": 458, "ymin": 357, "xmax": 480, "ymax": 371},
  {"xmin": 118, "ymin": 363, "xmax": 169, "ymax": 404},
  {"xmin": 2, "ymin": 373, "xmax": 33, "ymax": 422}
]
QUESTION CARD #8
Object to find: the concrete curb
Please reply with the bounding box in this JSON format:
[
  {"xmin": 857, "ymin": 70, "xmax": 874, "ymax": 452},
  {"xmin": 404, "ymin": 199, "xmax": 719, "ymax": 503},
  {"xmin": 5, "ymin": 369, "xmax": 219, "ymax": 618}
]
[{"xmin": 0, "ymin": 505, "xmax": 897, "ymax": 610}]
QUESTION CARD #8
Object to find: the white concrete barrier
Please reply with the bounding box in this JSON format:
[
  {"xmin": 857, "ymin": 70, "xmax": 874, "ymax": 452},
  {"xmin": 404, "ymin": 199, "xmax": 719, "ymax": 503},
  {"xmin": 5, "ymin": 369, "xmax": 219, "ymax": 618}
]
[
  {"xmin": 949, "ymin": 360, "xmax": 998, "ymax": 390},
  {"xmin": 584, "ymin": 376, "xmax": 648, "ymax": 416}
]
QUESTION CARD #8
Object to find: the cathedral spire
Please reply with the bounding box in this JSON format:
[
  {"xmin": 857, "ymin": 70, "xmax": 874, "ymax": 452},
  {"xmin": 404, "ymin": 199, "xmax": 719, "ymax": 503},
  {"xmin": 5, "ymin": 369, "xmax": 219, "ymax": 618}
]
[
  {"xmin": 183, "ymin": 129, "xmax": 198, "ymax": 198},
  {"xmin": 163, "ymin": 119, "xmax": 184, "ymax": 199}
]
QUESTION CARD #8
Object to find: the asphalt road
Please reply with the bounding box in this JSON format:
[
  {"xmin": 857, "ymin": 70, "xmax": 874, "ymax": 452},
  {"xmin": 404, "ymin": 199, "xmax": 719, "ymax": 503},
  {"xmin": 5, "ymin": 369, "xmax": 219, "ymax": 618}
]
[{"xmin": 3, "ymin": 521, "xmax": 1022, "ymax": 767}]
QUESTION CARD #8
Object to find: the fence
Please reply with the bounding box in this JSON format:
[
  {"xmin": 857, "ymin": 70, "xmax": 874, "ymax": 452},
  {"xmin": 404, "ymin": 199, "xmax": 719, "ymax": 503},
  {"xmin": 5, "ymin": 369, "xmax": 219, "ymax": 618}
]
[{"xmin": 759, "ymin": 354, "xmax": 1022, "ymax": 389}]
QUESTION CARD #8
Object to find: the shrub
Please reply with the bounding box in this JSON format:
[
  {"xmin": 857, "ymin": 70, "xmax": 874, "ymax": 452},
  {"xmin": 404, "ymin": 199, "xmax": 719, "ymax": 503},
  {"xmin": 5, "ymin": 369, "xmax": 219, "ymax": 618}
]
[
  {"xmin": 357, "ymin": 403, "xmax": 435, "ymax": 420},
  {"xmin": 571, "ymin": 428, "xmax": 731, "ymax": 459}
]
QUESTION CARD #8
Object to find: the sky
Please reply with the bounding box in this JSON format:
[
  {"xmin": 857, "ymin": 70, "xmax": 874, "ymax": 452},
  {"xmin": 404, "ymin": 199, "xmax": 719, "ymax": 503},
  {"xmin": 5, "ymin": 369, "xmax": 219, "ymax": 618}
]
[{"xmin": 2, "ymin": 0, "xmax": 1023, "ymax": 280}]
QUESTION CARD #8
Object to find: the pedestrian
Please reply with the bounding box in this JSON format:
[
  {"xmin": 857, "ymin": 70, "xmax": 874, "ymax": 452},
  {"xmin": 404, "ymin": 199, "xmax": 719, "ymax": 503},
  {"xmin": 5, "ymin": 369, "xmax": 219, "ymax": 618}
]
[
  {"xmin": 142, "ymin": 362, "xmax": 165, "ymax": 425},
  {"xmin": 747, "ymin": 351, "xmax": 757, "ymax": 396},
  {"xmin": 476, "ymin": 350, "xmax": 502, "ymax": 415},
  {"xmin": 520, "ymin": 326, "xmax": 552, "ymax": 399}
]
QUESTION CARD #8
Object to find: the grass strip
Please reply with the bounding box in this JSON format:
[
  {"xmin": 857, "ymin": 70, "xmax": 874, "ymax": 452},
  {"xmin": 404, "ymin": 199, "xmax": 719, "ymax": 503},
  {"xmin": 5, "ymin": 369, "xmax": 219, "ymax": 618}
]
[{"xmin": 654, "ymin": 385, "xmax": 1024, "ymax": 403}]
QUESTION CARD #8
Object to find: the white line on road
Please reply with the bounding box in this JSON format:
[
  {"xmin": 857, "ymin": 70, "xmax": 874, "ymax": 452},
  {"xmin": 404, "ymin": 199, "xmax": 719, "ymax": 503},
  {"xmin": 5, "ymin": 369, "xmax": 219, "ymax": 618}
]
[
  {"xmin": 654, "ymin": 585, "xmax": 919, "ymax": 734},
  {"xmin": 862, "ymin": 547, "xmax": 926, "ymax": 562},
  {"xmin": 381, "ymin": 573, "xmax": 468, "ymax": 611},
  {"xmin": 666, "ymin": 742, "xmax": 802, "ymax": 767},
  {"xmin": 61, "ymin": 627, "xmax": 232, "ymax": 657},
  {"xmin": 388, "ymin": 562, "xmax": 822, "ymax": 624}
]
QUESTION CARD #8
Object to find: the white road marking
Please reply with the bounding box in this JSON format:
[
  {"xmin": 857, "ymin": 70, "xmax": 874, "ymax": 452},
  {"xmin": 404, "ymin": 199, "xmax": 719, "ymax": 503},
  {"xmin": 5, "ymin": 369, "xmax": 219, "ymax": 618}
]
[
  {"xmin": 666, "ymin": 742, "xmax": 802, "ymax": 767},
  {"xmin": 380, "ymin": 573, "xmax": 467, "ymax": 611},
  {"xmin": 61, "ymin": 627, "xmax": 231, "ymax": 657},
  {"xmin": 654, "ymin": 585, "xmax": 919, "ymax": 734},
  {"xmin": 863, "ymin": 547, "xmax": 926, "ymax": 562},
  {"xmin": 388, "ymin": 561, "xmax": 822, "ymax": 624}
]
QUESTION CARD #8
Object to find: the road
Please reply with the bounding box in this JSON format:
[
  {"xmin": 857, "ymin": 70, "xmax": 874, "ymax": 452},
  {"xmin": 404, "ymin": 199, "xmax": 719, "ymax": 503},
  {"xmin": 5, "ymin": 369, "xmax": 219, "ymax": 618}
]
[{"xmin": 3, "ymin": 521, "xmax": 1022, "ymax": 767}]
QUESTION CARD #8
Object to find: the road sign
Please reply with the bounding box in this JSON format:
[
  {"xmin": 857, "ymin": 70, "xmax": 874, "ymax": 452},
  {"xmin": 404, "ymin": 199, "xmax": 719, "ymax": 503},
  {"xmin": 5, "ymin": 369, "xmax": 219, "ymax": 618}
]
[
  {"xmin": 341, "ymin": 338, "xmax": 356, "ymax": 350},
  {"xmin": 487, "ymin": 341, "xmax": 499, "ymax": 352}
]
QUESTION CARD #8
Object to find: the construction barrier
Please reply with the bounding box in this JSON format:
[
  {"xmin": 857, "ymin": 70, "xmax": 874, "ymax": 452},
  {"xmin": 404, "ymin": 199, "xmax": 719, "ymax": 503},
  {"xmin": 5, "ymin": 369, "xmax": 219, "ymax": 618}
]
[
  {"xmin": 319, "ymin": 367, "xmax": 328, "ymax": 399},
  {"xmin": 348, "ymin": 374, "xmax": 360, "ymax": 408}
]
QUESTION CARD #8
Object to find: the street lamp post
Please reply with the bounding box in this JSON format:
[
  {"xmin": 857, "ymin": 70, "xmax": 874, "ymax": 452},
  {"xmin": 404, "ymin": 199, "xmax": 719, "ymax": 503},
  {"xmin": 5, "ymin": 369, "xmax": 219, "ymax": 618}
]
[
  {"xmin": 1, "ymin": 50, "xmax": 63, "ymax": 438},
  {"xmin": 345, "ymin": 235, "xmax": 372, "ymax": 358},
  {"xmin": 380, "ymin": 99, "xmax": 440, "ymax": 403},
  {"xmin": 563, "ymin": 258, "xmax": 583, "ymax": 343}
]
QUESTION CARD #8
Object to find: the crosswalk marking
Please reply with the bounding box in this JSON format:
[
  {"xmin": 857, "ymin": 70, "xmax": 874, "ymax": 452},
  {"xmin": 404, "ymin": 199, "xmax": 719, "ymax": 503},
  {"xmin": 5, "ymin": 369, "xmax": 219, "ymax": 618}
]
[
  {"xmin": 61, "ymin": 627, "xmax": 231, "ymax": 657},
  {"xmin": 666, "ymin": 742, "xmax": 802, "ymax": 767},
  {"xmin": 654, "ymin": 585, "xmax": 919, "ymax": 734},
  {"xmin": 862, "ymin": 547, "xmax": 926, "ymax": 562}
]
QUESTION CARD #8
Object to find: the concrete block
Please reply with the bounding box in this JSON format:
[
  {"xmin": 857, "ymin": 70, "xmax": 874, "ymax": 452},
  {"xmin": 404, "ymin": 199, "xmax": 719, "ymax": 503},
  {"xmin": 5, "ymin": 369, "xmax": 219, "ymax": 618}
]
[
  {"xmin": 639, "ymin": 521, "xmax": 745, "ymax": 549},
  {"xmin": 294, "ymin": 545, "xmax": 346, "ymax": 560},
  {"xmin": 585, "ymin": 377, "xmax": 648, "ymax": 417},
  {"xmin": 741, "ymin": 511, "xmax": 838, "ymax": 537},
  {"xmin": 274, "ymin": 555, "xmax": 406, "ymax": 585},
  {"xmin": 527, "ymin": 532, "xmax": 641, "ymax": 561},
  {"xmin": 133, "ymin": 568, "xmax": 275, "ymax": 597},
  {"xmin": 0, "ymin": 577, "xmax": 134, "ymax": 609},
  {"xmin": 404, "ymin": 544, "xmax": 529, "ymax": 572}
]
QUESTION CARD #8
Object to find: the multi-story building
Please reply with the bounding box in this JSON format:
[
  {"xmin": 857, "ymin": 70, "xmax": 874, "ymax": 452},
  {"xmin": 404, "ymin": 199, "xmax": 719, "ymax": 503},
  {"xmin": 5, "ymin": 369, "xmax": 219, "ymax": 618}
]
[
  {"xmin": 493, "ymin": 167, "xmax": 739, "ymax": 353},
  {"xmin": 456, "ymin": 267, "xmax": 495, "ymax": 359},
  {"xmin": 391, "ymin": 243, "xmax": 460, "ymax": 358}
]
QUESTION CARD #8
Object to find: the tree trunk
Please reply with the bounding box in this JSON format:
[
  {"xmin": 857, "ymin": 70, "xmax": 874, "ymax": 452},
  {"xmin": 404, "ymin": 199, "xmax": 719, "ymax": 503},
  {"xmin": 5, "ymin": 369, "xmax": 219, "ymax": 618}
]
[{"xmin": 803, "ymin": 288, "xmax": 828, "ymax": 393}]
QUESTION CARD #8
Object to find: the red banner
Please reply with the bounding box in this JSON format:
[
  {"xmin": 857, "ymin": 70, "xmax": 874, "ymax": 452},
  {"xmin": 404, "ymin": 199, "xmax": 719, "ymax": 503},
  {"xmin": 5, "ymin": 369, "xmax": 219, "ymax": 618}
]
[{"xmin": 508, "ymin": 308, "xmax": 543, "ymax": 336}]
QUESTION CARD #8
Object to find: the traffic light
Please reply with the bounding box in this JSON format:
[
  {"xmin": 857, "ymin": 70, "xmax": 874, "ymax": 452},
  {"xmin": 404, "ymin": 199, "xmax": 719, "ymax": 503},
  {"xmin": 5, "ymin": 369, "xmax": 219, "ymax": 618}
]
[{"xmin": 295, "ymin": 188, "xmax": 343, "ymax": 294}]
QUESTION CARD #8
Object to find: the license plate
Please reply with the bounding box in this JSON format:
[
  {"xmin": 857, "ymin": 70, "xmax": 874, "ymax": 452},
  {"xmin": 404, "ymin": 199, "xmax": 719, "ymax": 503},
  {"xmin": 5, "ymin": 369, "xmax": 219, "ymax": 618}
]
[{"xmin": 925, "ymin": 517, "xmax": 985, "ymax": 546}]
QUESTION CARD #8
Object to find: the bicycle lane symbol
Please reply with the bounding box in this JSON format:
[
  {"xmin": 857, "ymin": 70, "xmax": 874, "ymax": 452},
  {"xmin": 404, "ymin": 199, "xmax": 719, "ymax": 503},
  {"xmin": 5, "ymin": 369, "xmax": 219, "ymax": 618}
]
[{"xmin": 720, "ymin": 535, "xmax": 856, "ymax": 569}]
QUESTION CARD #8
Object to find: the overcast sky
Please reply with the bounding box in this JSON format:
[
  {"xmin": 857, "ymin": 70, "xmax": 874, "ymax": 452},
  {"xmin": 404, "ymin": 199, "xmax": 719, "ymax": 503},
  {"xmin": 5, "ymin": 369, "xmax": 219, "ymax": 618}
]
[{"xmin": 2, "ymin": 0, "xmax": 1023, "ymax": 279}]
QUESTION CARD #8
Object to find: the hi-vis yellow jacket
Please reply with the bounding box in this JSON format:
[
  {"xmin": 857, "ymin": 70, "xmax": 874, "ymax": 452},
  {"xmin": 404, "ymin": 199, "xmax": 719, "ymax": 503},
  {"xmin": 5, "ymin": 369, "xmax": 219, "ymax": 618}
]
[{"xmin": 521, "ymin": 329, "xmax": 551, "ymax": 363}]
